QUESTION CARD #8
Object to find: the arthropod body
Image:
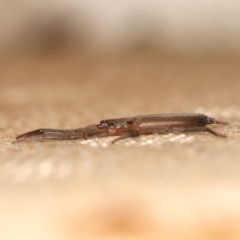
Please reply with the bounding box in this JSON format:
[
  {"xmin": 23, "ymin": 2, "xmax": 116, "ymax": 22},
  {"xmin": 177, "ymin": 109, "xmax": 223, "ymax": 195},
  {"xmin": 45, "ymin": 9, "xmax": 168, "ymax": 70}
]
[{"xmin": 15, "ymin": 113, "xmax": 226, "ymax": 143}]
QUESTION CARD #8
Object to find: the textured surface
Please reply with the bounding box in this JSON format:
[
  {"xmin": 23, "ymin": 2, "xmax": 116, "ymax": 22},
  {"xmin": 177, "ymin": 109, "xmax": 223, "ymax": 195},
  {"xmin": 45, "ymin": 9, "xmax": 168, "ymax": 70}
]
[{"xmin": 1, "ymin": 51, "xmax": 240, "ymax": 239}]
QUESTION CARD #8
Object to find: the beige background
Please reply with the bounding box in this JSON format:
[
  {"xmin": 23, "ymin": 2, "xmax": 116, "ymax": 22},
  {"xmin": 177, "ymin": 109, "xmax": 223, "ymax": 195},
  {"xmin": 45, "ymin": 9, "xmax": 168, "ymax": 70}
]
[
  {"xmin": 1, "ymin": 1, "xmax": 240, "ymax": 239},
  {"xmin": 1, "ymin": 51, "xmax": 240, "ymax": 240}
]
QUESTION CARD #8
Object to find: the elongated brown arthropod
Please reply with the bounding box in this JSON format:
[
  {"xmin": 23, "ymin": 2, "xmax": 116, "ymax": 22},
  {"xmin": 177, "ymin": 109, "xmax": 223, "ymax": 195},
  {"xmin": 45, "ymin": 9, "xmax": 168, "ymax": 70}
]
[{"xmin": 15, "ymin": 113, "xmax": 227, "ymax": 144}]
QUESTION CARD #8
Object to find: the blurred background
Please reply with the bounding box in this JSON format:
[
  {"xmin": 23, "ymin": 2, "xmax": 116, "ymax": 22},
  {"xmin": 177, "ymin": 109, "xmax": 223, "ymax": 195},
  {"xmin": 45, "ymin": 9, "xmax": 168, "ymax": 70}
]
[
  {"xmin": 1, "ymin": 0, "xmax": 240, "ymax": 55},
  {"xmin": 1, "ymin": 1, "xmax": 240, "ymax": 240}
]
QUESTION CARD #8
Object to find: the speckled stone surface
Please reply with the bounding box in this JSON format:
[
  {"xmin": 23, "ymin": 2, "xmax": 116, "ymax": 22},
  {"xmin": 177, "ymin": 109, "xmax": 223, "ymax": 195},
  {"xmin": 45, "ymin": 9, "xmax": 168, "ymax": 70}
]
[{"xmin": 1, "ymin": 51, "xmax": 240, "ymax": 240}]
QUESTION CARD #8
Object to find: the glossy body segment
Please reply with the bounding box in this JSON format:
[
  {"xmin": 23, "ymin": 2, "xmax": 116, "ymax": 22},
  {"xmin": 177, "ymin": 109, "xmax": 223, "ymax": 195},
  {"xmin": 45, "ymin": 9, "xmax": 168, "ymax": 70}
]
[
  {"xmin": 14, "ymin": 113, "xmax": 226, "ymax": 143},
  {"xmin": 134, "ymin": 113, "xmax": 214, "ymax": 128}
]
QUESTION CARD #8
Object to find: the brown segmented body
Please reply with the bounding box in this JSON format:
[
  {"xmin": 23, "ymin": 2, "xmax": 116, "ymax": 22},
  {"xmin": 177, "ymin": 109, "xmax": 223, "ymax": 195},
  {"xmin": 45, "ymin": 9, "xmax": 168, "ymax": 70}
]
[{"xmin": 14, "ymin": 113, "xmax": 227, "ymax": 144}]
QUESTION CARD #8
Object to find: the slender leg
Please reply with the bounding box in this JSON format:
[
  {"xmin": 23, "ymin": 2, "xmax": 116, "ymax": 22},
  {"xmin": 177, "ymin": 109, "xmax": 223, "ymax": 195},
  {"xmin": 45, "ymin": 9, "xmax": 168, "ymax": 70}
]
[
  {"xmin": 139, "ymin": 126, "xmax": 226, "ymax": 138},
  {"xmin": 112, "ymin": 129, "xmax": 140, "ymax": 144},
  {"xmin": 171, "ymin": 126, "xmax": 227, "ymax": 138},
  {"xmin": 206, "ymin": 127, "xmax": 226, "ymax": 138}
]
